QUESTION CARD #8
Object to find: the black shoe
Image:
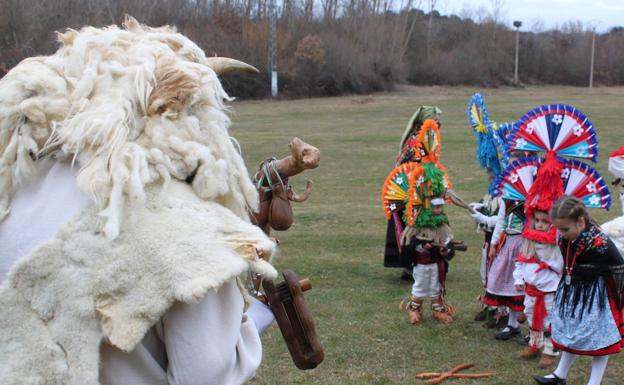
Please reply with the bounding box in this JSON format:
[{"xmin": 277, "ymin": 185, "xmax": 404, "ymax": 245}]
[
  {"xmin": 533, "ymin": 373, "xmax": 566, "ymax": 385},
  {"xmin": 495, "ymin": 326, "xmax": 520, "ymax": 340}
]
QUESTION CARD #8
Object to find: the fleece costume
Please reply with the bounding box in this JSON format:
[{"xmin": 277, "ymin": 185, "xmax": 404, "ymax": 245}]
[{"xmin": 0, "ymin": 19, "xmax": 277, "ymax": 385}]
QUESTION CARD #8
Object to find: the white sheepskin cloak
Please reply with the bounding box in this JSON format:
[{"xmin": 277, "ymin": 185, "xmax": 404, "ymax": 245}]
[
  {"xmin": 0, "ymin": 181, "xmax": 277, "ymax": 385},
  {"xmin": 0, "ymin": 17, "xmax": 277, "ymax": 385}
]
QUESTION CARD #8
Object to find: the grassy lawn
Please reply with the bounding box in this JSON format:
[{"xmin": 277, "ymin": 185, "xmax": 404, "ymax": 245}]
[{"xmin": 230, "ymin": 86, "xmax": 624, "ymax": 385}]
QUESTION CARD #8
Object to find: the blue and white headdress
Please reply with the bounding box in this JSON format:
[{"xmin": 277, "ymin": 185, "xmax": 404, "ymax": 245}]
[{"xmin": 467, "ymin": 93, "xmax": 509, "ymax": 194}]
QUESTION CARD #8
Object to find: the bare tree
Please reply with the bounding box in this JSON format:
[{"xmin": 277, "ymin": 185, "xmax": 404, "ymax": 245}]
[{"xmin": 425, "ymin": 0, "xmax": 437, "ymax": 62}]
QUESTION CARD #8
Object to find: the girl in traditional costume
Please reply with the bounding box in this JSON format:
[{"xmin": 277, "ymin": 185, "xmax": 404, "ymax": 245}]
[
  {"xmin": 483, "ymin": 176, "xmax": 526, "ymax": 339},
  {"xmin": 466, "ymin": 93, "xmax": 514, "ymax": 325},
  {"xmin": 514, "ymin": 208, "xmax": 562, "ymax": 368},
  {"xmin": 534, "ymin": 196, "xmax": 624, "ymax": 385},
  {"xmin": 499, "ymin": 150, "xmax": 572, "ymax": 366}
]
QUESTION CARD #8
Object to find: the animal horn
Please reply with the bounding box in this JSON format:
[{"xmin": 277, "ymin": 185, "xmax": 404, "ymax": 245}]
[
  {"xmin": 289, "ymin": 180, "xmax": 313, "ymax": 203},
  {"xmin": 206, "ymin": 57, "xmax": 259, "ymax": 75}
]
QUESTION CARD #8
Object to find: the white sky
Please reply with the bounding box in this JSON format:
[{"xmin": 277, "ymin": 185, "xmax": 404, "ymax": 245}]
[{"xmin": 436, "ymin": 0, "xmax": 624, "ymax": 32}]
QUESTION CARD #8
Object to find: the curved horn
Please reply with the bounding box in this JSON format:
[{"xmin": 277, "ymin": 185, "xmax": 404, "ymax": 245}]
[
  {"xmin": 206, "ymin": 57, "xmax": 259, "ymax": 75},
  {"xmin": 289, "ymin": 180, "xmax": 313, "ymax": 203}
]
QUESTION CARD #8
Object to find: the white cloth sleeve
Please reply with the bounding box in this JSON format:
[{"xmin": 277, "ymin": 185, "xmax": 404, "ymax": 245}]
[
  {"xmin": 0, "ymin": 159, "xmax": 90, "ymax": 283},
  {"xmin": 468, "ymin": 203, "xmax": 499, "ymax": 228},
  {"xmin": 162, "ymin": 279, "xmax": 263, "ymax": 385},
  {"xmin": 247, "ymin": 297, "xmax": 275, "ymax": 335},
  {"xmin": 513, "ymin": 261, "xmax": 525, "ymax": 286},
  {"xmin": 490, "ymin": 200, "xmax": 506, "ymax": 246}
]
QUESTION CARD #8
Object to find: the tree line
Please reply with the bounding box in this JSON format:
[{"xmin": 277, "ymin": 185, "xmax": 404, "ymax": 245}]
[{"xmin": 1, "ymin": 0, "xmax": 623, "ymax": 98}]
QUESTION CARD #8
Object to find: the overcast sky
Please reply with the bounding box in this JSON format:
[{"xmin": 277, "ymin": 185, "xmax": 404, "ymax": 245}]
[{"xmin": 436, "ymin": 0, "xmax": 624, "ymax": 32}]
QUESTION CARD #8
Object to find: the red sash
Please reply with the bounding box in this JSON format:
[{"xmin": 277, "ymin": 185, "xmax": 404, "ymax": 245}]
[{"xmin": 525, "ymin": 284, "xmax": 547, "ymax": 333}]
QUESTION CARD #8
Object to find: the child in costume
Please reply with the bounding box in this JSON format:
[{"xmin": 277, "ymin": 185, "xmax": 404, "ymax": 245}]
[
  {"xmin": 403, "ymin": 196, "xmax": 455, "ymax": 325},
  {"xmin": 383, "ymin": 106, "xmax": 443, "ymax": 279},
  {"xmin": 504, "ymin": 151, "xmax": 568, "ymax": 367},
  {"xmin": 533, "ymin": 196, "xmax": 623, "ymax": 385},
  {"xmin": 514, "ymin": 209, "xmax": 562, "ymax": 367},
  {"xmin": 483, "ymin": 188, "xmax": 526, "ymax": 339},
  {"xmin": 466, "ymin": 93, "xmax": 514, "ymax": 324},
  {"xmin": 382, "ymin": 119, "xmax": 458, "ymax": 325}
]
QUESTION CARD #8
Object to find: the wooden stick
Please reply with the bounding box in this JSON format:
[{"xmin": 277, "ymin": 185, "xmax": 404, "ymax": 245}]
[
  {"xmin": 416, "ymin": 362, "xmax": 492, "ymax": 384},
  {"xmin": 415, "ymin": 373, "xmax": 441, "ymax": 379},
  {"xmin": 449, "ymin": 363, "xmax": 474, "ymax": 373},
  {"xmin": 446, "ymin": 189, "xmax": 476, "ymax": 213}
]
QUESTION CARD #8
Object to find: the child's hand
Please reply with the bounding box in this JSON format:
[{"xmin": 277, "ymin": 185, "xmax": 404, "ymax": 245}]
[
  {"xmin": 439, "ymin": 247, "xmax": 449, "ymax": 256},
  {"xmin": 423, "ymin": 243, "xmax": 433, "ymax": 250},
  {"xmin": 487, "ymin": 246, "xmax": 497, "ymax": 261},
  {"xmin": 515, "ymin": 283, "xmax": 525, "ymax": 291}
]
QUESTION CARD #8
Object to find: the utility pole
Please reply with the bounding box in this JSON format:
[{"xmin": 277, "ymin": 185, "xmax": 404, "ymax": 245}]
[
  {"xmin": 268, "ymin": 0, "xmax": 278, "ymax": 97},
  {"xmin": 513, "ymin": 20, "xmax": 522, "ymax": 86},
  {"xmin": 589, "ymin": 27, "xmax": 596, "ymax": 88}
]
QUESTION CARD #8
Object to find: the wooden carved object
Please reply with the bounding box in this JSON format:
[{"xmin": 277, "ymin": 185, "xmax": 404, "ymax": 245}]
[
  {"xmin": 262, "ymin": 270, "xmax": 324, "ymax": 370},
  {"xmin": 252, "ymin": 137, "xmax": 320, "ymax": 235}
]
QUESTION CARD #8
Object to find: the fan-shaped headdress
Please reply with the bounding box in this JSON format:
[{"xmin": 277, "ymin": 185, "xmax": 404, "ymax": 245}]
[
  {"xmin": 383, "ymin": 119, "xmax": 451, "ymax": 229},
  {"xmin": 494, "ymin": 104, "xmax": 610, "ymax": 241}
]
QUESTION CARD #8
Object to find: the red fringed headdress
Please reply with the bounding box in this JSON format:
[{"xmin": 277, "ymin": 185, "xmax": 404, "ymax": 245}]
[{"xmin": 525, "ymin": 151, "xmax": 564, "ymax": 218}]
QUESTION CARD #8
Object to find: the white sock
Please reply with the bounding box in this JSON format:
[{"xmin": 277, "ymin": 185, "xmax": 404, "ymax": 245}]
[
  {"xmin": 507, "ymin": 310, "xmax": 519, "ymax": 328},
  {"xmin": 552, "ymin": 351, "xmax": 576, "ymax": 379},
  {"xmin": 587, "ymin": 355, "xmax": 609, "ymax": 385}
]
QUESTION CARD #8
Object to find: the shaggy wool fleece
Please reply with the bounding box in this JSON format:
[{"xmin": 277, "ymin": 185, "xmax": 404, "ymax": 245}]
[
  {"xmin": 0, "ymin": 16, "xmax": 258, "ymax": 239},
  {"xmin": 0, "ymin": 17, "xmax": 277, "ymax": 385},
  {"xmin": 0, "ymin": 181, "xmax": 277, "ymax": 385}
]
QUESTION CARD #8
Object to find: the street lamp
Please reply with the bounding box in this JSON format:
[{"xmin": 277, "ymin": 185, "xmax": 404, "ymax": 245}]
[
  {"xmin": 513, "ymin": 20, "xmax": 522, "ymax": 86},
  {"xmin": 589, "ymin": 27, "xmax": 596, "ymax": 88}
]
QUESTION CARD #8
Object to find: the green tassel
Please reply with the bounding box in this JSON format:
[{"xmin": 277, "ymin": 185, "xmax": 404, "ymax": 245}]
[{"xmin": 414, "ymin": 208, "xmax": 449, "ymax": 229}]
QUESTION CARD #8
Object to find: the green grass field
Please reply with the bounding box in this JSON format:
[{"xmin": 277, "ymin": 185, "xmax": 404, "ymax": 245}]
[{"xmin": 230, "ymin": 86, "xmax": 624, "ymax": 385}]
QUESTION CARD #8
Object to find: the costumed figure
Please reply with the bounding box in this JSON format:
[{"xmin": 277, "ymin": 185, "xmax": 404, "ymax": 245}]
[
  {"xmin": 534, "ymin": 197, "xmax": 623, "ymax": 385},
  {"xmin": 383, "ymin": 119, "xmax": 464, "ymax": 325},
  {"xmin": 0, "ymin": 18, "xmax": 283, "ymax": 385},
  {"xmin": 383, "ymin": 106, "xmax": 442, "ymax": 279},
  {"xmin": 465, "ymin": 93, "xmax": 515, "ymax": 326},
  {"xmin": 601, "ymin": 146, "xmax": 624, "ymax": 254}
]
